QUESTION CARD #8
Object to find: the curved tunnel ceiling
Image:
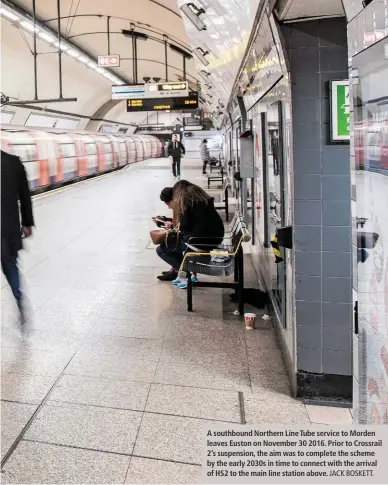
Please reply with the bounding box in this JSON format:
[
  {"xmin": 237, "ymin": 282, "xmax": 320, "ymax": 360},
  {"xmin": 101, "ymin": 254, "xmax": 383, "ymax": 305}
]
[
  {"xmin": 1, "ymin": 0, "xmax": 199, "ymax": 126},
  {"xmin": 176, "ymin": 0, "xmax": 266, "ymax": 120}
]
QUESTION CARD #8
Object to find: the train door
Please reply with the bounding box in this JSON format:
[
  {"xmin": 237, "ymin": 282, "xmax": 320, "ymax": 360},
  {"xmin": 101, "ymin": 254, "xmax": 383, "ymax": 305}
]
[
  {"xmin": 126, "ymin": 137, "xmax": 136, "ymax": 163},
  {"xmin": 117, "ymin": 137, "xmax": 128, "ymax": 166},
  {"xmin": 57, "ymin": 135, "xmax": 78, "ymax": 180},
  {"xmin": 85, "ymin": 136, "xmax": 100, "ymax": 171},
  {"xmin": 134, "ymin": 136, "xmax": 144, "ymax": 160}
]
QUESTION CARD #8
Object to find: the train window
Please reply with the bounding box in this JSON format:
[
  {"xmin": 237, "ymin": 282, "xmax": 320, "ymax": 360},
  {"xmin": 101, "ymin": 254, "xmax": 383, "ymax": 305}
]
[
  {"xmin": 103, "ymin": 143, "xmax": 112, "ymax": 153},
  {"xmin": 85, "ymin": 143, "xmax": 97, "ymax": 155},
  {"xmin": 59, "ymin": 143, "xmax": 76, "ymax": 158},
  {"xmin": 9, "ymin": 143, "xmax": 37, "ymax": 162}
]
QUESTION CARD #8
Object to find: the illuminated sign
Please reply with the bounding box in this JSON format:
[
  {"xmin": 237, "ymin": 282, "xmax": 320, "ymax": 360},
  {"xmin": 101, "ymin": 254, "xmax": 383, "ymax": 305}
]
[
  {"xmin": 113, "ymin": 81, "xmax": 189, "ymax": 100},
  {"xmin": 98, "ymin": 55, "xmax": 120, "ymax": 67},
  {"xmin": 126, "ymin": 93, "xmax": 199, "ymax": 112},
  {"xmin": 330, "ymin": 80, "xmax": 350, "ymax": 141},
  {"xmin": 158, "ymin": 82, "xmax": 187, "ymax": 91}
]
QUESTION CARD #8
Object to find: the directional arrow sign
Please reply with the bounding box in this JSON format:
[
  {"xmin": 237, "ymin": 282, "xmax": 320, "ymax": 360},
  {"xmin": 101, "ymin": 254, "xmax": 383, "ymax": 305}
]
[{"xmin": 98, "ymin": 55, "xmax": 120, "ymax": 67}]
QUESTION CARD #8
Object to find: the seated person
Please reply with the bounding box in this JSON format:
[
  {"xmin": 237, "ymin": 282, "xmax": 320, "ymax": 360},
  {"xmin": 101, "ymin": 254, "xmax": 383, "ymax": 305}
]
[
  {"xmin": 156, "ymin": 180, "xmax": 225, "ymax": 288},
  {"xmin": 153, "ymin": 187, "xmax": 174, "ymax": 227},
  {"xmin": 153, "ymin": 187, "xmax": 177, "ymax": 280}
]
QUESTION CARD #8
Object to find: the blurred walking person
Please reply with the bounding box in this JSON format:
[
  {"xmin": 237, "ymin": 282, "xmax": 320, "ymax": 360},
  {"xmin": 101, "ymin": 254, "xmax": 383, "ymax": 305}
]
[{"xmin": 1, "ymin": 149, "xmax": 34, "ymax": 317}]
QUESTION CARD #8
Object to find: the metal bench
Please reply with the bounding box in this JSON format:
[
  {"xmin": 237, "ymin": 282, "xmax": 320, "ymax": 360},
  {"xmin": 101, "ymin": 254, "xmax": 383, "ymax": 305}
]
[
  {"xmin": 206, "ymin": 166, "xmax": 224, "ymax": 188},
  {"xmin": 178, "ymin": 212, "xmax": 251, "ymax": 314},
  {"xmin": 204, "ymin": 179, "xmax": 230, "ymax": 221}
]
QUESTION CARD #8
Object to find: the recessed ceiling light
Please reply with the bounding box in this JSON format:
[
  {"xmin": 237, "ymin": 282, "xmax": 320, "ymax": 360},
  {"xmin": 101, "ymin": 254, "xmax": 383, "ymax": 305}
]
[
  {"xmin": 87, "ymin": 62, "xmax": 98, "ymax": 70},
  {"xmin": 78, "ymin": 56, "xmax": 89, "ymax": 63}
]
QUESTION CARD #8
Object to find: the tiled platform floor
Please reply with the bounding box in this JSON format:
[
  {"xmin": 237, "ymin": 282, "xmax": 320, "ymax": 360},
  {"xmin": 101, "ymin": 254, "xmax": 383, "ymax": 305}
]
[{"xmin": 1, "ymin": 158, "xmax": 352, "ymax": 484}]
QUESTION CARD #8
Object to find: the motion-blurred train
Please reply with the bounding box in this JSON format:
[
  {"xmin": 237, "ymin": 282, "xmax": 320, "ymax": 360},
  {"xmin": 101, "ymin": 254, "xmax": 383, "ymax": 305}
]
[
  {"xmin": 354, "ymin": 120, "xmax": 388, "ymax": 174},
  {"xmin": 0, "ymin": 125, "xmax": 163, "ymax": 192}
]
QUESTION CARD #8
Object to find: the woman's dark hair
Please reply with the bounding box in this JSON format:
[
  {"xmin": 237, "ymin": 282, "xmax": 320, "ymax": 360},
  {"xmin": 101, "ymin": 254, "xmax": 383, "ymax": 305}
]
[
  {"xmin": 172, "ymin": 180, "xmax": 211, "ymax": 218},
  {"xmin": 203, "ymin": 139, "xmax": 208, "ymax": 143},
  {"xmin": 160, "ymin": 187, "xmax": 173, "ymax": 203}
]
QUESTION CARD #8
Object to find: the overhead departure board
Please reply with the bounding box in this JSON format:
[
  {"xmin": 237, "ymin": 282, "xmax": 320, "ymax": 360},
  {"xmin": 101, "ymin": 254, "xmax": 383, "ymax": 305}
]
[
  {"xmin": 126, "ymin": 93, "xmax": 198, "ymax": 112},
  {"xmin": 112, "ymin": 81, "xmax": 189, "ymax": 100}
]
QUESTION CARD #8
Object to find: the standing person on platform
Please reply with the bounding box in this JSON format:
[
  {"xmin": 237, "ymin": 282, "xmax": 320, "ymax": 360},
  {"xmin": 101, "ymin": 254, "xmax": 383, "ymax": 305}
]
[
  {"xmin": 1, "ymin": 150, "xmax": 34, "ymax": 318},
  {"xmin": 168, "ymin": 134, "xmax": 185, "ymax": 181},
  {"xmin": 200, "ymin": 139, "xmax": 210, "ymax": 174}
]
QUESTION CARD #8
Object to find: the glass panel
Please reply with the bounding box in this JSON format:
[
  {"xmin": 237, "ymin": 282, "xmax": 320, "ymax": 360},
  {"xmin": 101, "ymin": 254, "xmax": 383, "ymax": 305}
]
[
  {"xmin": 352, "ymin": 38, "xmax": 388, "ymax": 424},
  {"xmin": 266, "ymin": 101, "xmax": 286, "ymax": 324},
  {"xmin": 248, "ymin": 13, "xmax": 282, "ymax": 106}
]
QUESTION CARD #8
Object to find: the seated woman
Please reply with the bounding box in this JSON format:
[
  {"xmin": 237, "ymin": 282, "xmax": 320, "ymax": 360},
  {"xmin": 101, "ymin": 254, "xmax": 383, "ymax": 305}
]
[{"xmin": 156, "ymin": 180, "xmax": 225, "ymax": 288}]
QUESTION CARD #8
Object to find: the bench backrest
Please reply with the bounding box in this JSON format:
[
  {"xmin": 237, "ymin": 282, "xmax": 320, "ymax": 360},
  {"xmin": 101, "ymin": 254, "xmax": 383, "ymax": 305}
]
[{"xmin": 229, "ymin": 212, "xmax": 251, "ymax": 249}]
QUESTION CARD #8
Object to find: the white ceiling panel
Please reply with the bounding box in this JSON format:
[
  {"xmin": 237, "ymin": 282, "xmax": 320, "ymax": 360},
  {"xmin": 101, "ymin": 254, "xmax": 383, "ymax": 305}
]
[{"xmin": 177, "ymin": 0, "xmax": 266, "ymax": 113}]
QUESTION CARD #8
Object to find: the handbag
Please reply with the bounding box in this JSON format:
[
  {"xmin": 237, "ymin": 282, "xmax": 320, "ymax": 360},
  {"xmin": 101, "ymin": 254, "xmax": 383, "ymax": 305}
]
[
  {"xmin": 150, "ymin": 229, "xmax": 167, "ymax": 245},
  {"xmin": 165, "ymin": 224, "xmax": 180, "ymax": 249}
]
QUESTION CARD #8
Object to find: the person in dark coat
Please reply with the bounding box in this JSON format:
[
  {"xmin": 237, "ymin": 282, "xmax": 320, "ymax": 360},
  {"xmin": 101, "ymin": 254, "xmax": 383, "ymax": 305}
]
[
  {"xmin": 156, "ymin": 180, "xmax": 224, "ymax": 285},
  {"xmin": 167, "ymin": 134, "xmax": 185, "ymax": 180},
  {"xmin": 1, "ymin": 150, "xmax": 34, "ymax": 312}
]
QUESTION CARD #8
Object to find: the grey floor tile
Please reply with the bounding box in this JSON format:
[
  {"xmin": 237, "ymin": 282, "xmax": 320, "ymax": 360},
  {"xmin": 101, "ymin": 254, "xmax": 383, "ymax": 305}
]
[
  {"xmin": 1, "ymin": 372, "xmax": 57, "ymax": 404},
  {"xmin": 245, "ymin": 330, "xmax": 281, "ymax": 351},
  {"xmin": 125, "ymin": 457, "xmax": 201, "ymax": 484},
  {"xmin": 2, "ymin": 441, "xmax": 130, "ymax": 484},
  {"xmin": 25, "ymin": 401, "xmax": 142, "ymax": 454},
  {"xmin": 89, "ymin": 317, "xmax": 169, "ymax": 339},
  {"xmin": 146, "ymin": 384, "xmax": 240, "ymax": 422},
  {"xmin": 37, "ymin": 289, "xmax": 104, "ymax": 315},
  {"xmin": 79, "ymin": 335, "xmax": 164, "ymax": 360},
  {"xmin": 49, "ymin": 374, "xmax": 150, "ymax": 411},
  {"xmin": 165, "ymin": 318, "xmax": 244, "ymax": 341},
  {"xmin": 65, "ymin": 348, "xmax": 158, "ymax": 382},
  {"xmin": 1, "ymin": 326, "xmax": 87, "ymax": 352},
  {"xmin": 159, "ymin": 339, "xmax": 248, "ymax": 369},
  {"xmin": 25, "ymin": 310, "xmax": 94, "ymax": 334},
  {"xmin": 250, "ymin": 372, "xmax": 292, "ymax": 398},
  {"xmin": 248, "ymin": 348, "xmax": 287, "ymax": 375},
  {"xmin": 1, "ymin": 346, "xmax": 74, "ymax": 376},
  {"xmin": 100, "ymin": 301, "xmax": 171, "ymax": 320},
  {"xmin": 133, "ymin": 413, "xmax": 220, "ymax": 465},
  {"xmin": 111, "ymin": 283, "xmax": 177, "ymax": 306},
  {"xmin": 244, "ymin": 394, "xmax": 310, "ymax": 424},
  {"xmin": 306, "ymin": 405, "xmax": 353, "ymax": 425},
  {"xmin": 1, "ymin": 401, "xmax": 37, "ymax": 459},
  {"xmin": 154, "ymin": 361, "xmax": 251, "ymax": 392}
]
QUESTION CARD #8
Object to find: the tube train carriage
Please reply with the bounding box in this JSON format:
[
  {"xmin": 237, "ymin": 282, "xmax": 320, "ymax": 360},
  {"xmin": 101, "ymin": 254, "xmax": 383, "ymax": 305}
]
[{"xmin": 0, "ymin": 125, "xmax": 163, "ymax": 191}]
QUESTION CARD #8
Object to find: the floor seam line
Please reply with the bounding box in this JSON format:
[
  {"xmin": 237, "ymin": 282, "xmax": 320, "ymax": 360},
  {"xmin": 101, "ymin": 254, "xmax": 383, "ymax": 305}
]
[
  {"xmin": 17, "ymin": 439, "xmax": 202, "ymax": 467},
  {"xmin": 0, "ymin": 348, "xmax": 80, "ymax": 468}
]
